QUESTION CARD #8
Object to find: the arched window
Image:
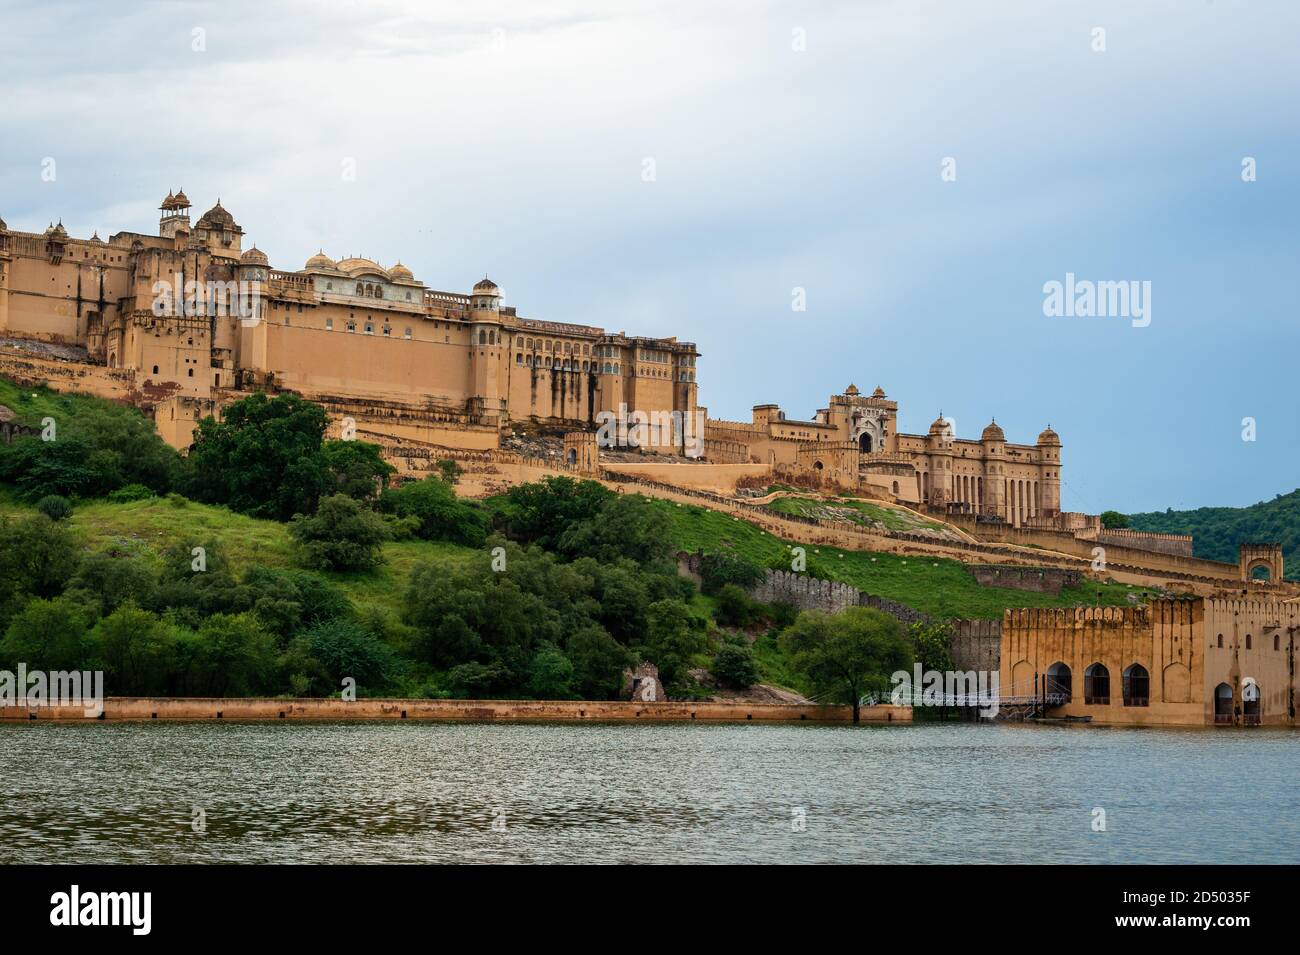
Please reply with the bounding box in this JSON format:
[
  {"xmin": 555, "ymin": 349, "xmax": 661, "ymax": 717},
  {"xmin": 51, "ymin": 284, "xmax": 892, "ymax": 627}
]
[
  {"xmin": 1084, "ymin": 663, "xmax": 1110, "ymax": 704},
  {"xmin": 516, "ymin": 336, "xmax": 524, "ymax": 346},
  {"xmin": 152, "ymin": 365, "xmax": 159, "ymax": 374},
  {"xmin": 812, "ymin": 460, "xmax": 824, "ymax": 471},
  {"xmin": 382, "ymin": 324, "xmax": 391, "ymax": 336},
  {"xmin": 1216, "ymin": 633, "xmax": 1223, "ymax": 648},
  {"xmin": 1245, "ymin": 634, "xmax": 1252, "ymax": 649},
  {"xmin": 404, "ymin": 328, "xmax": 412, "ymax": 339},
  {"xmin": 187, "ymin": 368, "xmax": 193, "ymax": 378},
  {"xmin": 479, "ymin": 330, "xmax": 487, "ymax": 345},
  {"xmin": 1045, "ymin": 662, "xmax": 1071, "ymax": 704},
  {"xmin": 364, "ymin": 322, "xmax": 373, "ymax": 335},
  {"xmin": 355, "ymin": 284, "xmax": 364, "ymax": 295},
  {"xmin": 346, "ymin": 321, "xmax": 356, "ymax": 333},
  {"xmin": 1122, "ymin": 664, "xmax": 1149, "ymax": 707},
  {"xmin": 516, "ymin": 353, "xmax": 523, "ymax": 364},
  {"xmin": 1214, "ymin": 682, "xmax": 1233, "ymax": 724}
]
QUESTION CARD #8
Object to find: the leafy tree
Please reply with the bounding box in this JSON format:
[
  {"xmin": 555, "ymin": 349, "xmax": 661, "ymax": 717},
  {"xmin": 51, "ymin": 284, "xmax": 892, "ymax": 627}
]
[
  {"xmin": 88, "ymin": 604, "xmax": 177, "ymax": 696},
  {"xmin": 381, "ymin": 477, "xmax": 488, "ymax": 546},
  {"xmin": 289, "ymin": 494, "xmax": 391, "ymax": 572},
  {"xmin": 1100, "ymin": 510, "xmax": 1130, "ymax": 529},
  {"xmin": 642, "ymin": 598, "xmax": 706, "ymax": 688},
  {"xmin": 698, "ymin": 551, "xmax": 765, "ymax": 595},
  {"xmin": 299, "ymin": 618, "xmax": 399, "ymax": 692},
  {"xmin": 557, "ymin": 493, "xmax": 673, "ymax": 566},
  {"xmin": 185, "ymin": 392, "xmax": 331, "ymax": 520},
  {"xmin": 0, "ymin": 515, "xmax": 79, "ymax": 617},
  {"xmin": 321, "ymin": 439, "xmax": 395, "ymax": 502},
  {"xmin": 565, "ymin": 625, "xmax": 631, "ymax": 699},
  {"xmin": 174, "ymin": 613, "xmax": 278, "ymax": 696},
  {"xmin": 780, "ymin": 607, "xmax": 913, "ymax": 722},
  {"xmin": 0, "ymin": 597, "xmax": 94, "ymax": 672},
  {"xmin": 65, "ymin": 552, "xmax": 158, "ymax": 619},
  {"xmin": 712, "ymin": 640, "xmax": 759, "ymax": 689},
  {"xmin": 909, "ymin": 621, "xmax": 955, "ymax": 674},
  {"xmin": 527, "ymin": 643, "xmax": 575, "ymax": 698},
  {"xmin": 0, "ymin": 400, "xmax": 180, "ymax": 499},
  {"xmin": 496, "ymin": 476, "xmax": 614, "ymax": 550},
  {"xmin": 445, "ymin": 660, "xmax": 510, "ymax": 698}
]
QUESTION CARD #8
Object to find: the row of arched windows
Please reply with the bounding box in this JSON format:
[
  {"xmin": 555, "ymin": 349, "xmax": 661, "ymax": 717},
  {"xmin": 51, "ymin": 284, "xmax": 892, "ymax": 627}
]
[
  {"xmin": 515, "ymin": 354, "xmax": 618, "ymax": 373},
  {"xmin": 516, "ymin": 337, "xmax": 593, "ymax": 355},
  {"xmin": 1045, "ymin": 662, "xmax": 1149, "ymax": 707}
]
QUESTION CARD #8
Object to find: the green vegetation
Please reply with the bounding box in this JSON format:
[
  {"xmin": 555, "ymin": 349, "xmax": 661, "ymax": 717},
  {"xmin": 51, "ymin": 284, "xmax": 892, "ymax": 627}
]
[
  {"xmin": 1127, "ymin": 489, "xmax": 1300, "ymax": 580},
  {"xmin": 657, "ymin": 499, "xmax": 1153, "ymax": 619},
  {"xmin": 780, "ymin": 607, "xmax": 913, "ymax": 722},
  {"xmin": 1100, "ymin": 510, "xmax": 1129, "ymax": 529},
  {"xmin": 0, "ymin": 377, "xmax": 1177, "ymax": 706}
]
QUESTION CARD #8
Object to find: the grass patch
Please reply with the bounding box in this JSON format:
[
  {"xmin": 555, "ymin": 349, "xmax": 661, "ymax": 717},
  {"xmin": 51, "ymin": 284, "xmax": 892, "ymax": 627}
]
[
  {"xmin": 653, "ymin": 497, "xmax": 1157, "ymax": 620},
  {"xmin": 2, "ymin": 494, "xmax": 479, "ymax": 619}
]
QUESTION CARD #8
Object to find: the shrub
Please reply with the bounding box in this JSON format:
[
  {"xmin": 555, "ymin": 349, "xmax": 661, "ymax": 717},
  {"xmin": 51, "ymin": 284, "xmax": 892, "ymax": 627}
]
[
  {"xmin": 107, "ymin": 484, "xmax": 154, "ymax": 503},
  {"xmin": 712, "ymin": 641, "xmax": 759, "ymax": 689},
  {"xmin": 714, "ymin": 583, "xmax": 764, "ymax": 628},
  {"xmin": 36, "ymin": 495, "xmax": 73, "ymax": 521},
  {"xmin": 289, "ymin": 494, "xmax": 391, "ymax": 572},
  {"xmin": 698, "ymin": 551, "xmax": 765, "ymax": 595},
  {"xmin": 380, "ymin": 477, "xmax": 487, "ymax": 547}
]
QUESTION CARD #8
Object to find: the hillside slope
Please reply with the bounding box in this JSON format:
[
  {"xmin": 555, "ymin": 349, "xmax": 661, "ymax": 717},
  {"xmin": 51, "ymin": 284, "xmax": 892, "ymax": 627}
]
[{"xmin": 1127, "ymin": 489, "xmax": 1300, "ymax": 580}]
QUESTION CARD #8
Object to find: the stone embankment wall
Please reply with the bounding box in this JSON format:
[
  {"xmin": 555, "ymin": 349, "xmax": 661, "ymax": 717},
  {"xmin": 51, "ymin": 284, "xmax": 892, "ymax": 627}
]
[
  {"xmin": 750, "ymin": 568, "xmax": 932, "ymax": 626},
  {"xmin": 0, "ymin": 697, "xmax": 909, "ymax": 724},
  {"xmin": 950, "ymin": 619, "xmax": 1002, "ymax": 673},
  {"xmin": 967, "ymin": 565, "xmax": 1082, "ymax": 594}
]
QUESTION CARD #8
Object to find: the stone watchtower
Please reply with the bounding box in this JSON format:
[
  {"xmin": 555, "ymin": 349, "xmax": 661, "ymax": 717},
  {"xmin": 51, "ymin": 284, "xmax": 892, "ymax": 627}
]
[
  {"xmin": 467, "ymin": 276, "xmax": 505, "ymax": 427},
  {"xmin": 1240, "ymin": 543, "xmax": 1284, "ymax": 584},
  {"xmin": 1036, "ymin": 425, "xmax": 1062, "ymax": 517},
  {"xmin": 979, "ymin": 420, "xmax": 1007, "ymax": 518},
  {"xmin": 924, "ymin": 413, "xmax": 955, "ymax": 506}
]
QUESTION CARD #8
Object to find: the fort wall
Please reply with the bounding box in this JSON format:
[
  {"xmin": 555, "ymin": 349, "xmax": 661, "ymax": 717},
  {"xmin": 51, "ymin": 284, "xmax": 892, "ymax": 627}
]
[{"xmin": 0, "ymin": 696, "xmax": 910, "ymax": 724}]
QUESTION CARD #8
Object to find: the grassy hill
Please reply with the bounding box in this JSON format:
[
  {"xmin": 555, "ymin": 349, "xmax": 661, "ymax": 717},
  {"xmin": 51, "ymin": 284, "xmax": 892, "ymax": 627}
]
[
  {"xmin": 0, "ymin": 491, "xmax": 475, "ymax": 620},
  {"xmin": 0, "ymin": 489, "xmax": 1156, "ymax": 625},
  {"xmin": 1127, "ymin": 489, "xmax": 1300, "ymax": 580},
  {"xmin": 653, "ymin": 499, "xmax": 1156, "ymax": 619}
]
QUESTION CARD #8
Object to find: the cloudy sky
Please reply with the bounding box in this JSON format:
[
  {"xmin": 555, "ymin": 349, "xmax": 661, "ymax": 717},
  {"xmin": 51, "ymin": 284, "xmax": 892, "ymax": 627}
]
[{"xmin": 1, "ymin": 0, "xmax": 1296, "ymax": 512}]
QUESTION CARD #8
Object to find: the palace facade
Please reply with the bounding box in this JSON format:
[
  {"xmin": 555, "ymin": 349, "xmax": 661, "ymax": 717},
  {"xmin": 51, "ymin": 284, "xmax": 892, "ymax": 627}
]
[
  {"xmin": 0, "ymin": 191, "xmax": 699, "ymax": 451},
  {"xmin": 705, "ymin": 385, "xmax": 1062, "ymax": 526}
]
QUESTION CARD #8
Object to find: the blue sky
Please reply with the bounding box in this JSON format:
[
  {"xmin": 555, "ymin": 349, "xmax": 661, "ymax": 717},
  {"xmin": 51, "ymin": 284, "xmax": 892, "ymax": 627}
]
[{"xmin": 1, "ymin": 0, "xmax": 1296, "ymax": 512}]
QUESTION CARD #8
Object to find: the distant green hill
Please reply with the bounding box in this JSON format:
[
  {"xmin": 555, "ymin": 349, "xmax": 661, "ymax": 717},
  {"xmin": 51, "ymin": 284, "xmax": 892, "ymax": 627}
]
[{"xmin": 1127, "ymin": 489, "xmax": 1300, "ymax": 580}]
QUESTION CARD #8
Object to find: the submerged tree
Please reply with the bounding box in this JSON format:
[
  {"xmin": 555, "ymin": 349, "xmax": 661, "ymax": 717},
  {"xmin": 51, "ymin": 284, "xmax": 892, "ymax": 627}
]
[{"xmin": 780, "ymin": 607, "xmax": 912, "ymax": 722}]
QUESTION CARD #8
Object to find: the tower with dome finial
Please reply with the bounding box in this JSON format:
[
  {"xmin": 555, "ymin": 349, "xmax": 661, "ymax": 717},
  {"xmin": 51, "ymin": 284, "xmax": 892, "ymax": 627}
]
[{"xmin": 160, "ymin": 188, "xmax": 192, "ymax": 239}]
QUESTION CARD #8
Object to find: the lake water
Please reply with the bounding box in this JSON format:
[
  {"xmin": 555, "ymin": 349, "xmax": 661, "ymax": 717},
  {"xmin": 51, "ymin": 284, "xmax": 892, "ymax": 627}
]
[{"xmin": 1, "ymin": 721, "xmax": 1295, "ymax": 864}]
